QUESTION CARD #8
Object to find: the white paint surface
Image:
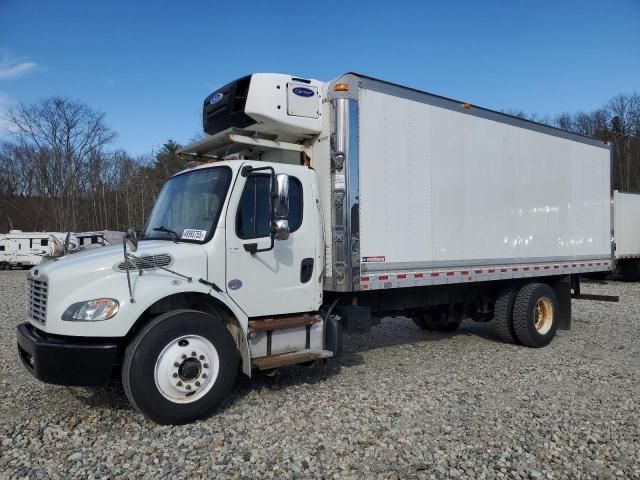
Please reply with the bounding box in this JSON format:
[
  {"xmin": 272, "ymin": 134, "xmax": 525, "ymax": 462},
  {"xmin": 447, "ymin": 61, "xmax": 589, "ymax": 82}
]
[
  {"xmin": 358, "ymin": 89, "xmax": 611, "ymax": 266},
  {"xmin": 614, "ymin": 191, "xmax": 640, "ymax": 258}
]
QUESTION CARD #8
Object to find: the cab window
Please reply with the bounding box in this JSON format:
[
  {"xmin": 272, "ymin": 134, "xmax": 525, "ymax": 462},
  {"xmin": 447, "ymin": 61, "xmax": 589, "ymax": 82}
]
[{"xmin": 236, "ymin": 175, "xmax": 302, "ymax": 239}]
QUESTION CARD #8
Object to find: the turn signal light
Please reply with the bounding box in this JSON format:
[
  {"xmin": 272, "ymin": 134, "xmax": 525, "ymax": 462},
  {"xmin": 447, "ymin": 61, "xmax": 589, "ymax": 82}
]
[{"xmin": 334, "ymin": 84, "xmax": 349, "ymax": 91}]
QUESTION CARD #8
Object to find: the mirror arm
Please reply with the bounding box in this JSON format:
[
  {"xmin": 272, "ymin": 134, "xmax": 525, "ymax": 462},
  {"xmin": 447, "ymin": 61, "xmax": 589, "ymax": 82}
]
[
  {"xmin": 243, "ymin": 234, "xmax": 275, "ymax": 255},
  {"xmin": 241, "ymin": 164, "xmax": 287, "ymax": 254},
  {"xmin": 241, "ymin": 165, "xmax": 275, "ymax": 177}
]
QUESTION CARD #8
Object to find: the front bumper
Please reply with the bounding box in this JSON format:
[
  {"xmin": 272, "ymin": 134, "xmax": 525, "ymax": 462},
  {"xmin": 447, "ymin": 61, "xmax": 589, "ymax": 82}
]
[{"xmin": 16, "ymin": 322, "xmax": 119, "ymax": 386}]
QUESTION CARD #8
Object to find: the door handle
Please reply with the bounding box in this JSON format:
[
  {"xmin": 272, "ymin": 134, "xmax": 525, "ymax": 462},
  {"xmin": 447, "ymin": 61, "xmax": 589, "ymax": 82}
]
[{"xmin": 300, "ymin": 258, "xmax": 314, "ymax": 283}]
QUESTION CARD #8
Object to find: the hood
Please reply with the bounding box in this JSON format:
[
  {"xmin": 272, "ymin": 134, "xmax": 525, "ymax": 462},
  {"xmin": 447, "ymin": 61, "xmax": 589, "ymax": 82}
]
[
  {"xmin": 33, "ymin": 239, "xmax": 208, "ymax": 310},
  {"xmin": 37, "ymin": 240, "xmax": 204, "ymax": 276},
  {"xmin": 29, "ymin": 239, "xmax": 210, "ymax": 336}
]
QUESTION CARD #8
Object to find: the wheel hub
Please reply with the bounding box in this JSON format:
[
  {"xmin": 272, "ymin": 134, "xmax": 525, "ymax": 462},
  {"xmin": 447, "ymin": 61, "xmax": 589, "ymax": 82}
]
[
  {"xmin": 178, "ymin": 358, "xmax": 202, "ymax": 382},
  {"xmin": 533, "ymin": 297, "xmax": 553, "ymax": 334},
  {"xmin": 154, "ymin": 335, "xmax": 220, "ymax": 404}
]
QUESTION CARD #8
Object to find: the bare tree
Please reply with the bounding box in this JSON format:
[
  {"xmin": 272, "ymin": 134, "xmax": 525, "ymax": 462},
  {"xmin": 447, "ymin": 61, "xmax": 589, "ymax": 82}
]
[{"xmin": 6, "ymin": 97, "xmax": 117, "ymax": 230}]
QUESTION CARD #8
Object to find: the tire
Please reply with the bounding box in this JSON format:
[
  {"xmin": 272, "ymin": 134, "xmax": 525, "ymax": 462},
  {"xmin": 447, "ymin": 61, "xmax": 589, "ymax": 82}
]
[
  {"xmin": 122, "ymin": 309, "xmax": 239, "ymax": 425},
  {"xmin": 413, "ymin": 306, "xmax": 462, "ymax": 332},
  {"xmin": 615, "ymin": 260, "xmax": 640, "ymax": 281},
  {"xmin": 512, "ymin": 283, "xmax": 558, "ymax": 348},
  {"xmin": 492, "ymin": 287, "xmax": 519, "ymax": 343}
]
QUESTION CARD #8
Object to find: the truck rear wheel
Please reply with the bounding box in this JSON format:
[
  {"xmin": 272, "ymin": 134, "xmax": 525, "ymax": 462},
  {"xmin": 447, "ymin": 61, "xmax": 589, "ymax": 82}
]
[
  {"xmin": 122, "ymin": 309, "xmax": 238, "ymax": 425},
  {"xmin": 512, "ymin": 283, "xmax": 558, "ymax": 348},
  {"xmin": 492, "ymin": 287, "xmax": 519, "ymax": 343}
]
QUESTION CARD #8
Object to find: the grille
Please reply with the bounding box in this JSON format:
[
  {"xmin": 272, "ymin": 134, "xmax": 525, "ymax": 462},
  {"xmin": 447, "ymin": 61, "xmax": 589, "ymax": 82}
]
[
  {"xmin": 115, "ymin": 254, "xmax": 173, "ymax": 273},
  {"xmin": 27, "ymin": 277, "xmax": 48, "ymax": 325}
]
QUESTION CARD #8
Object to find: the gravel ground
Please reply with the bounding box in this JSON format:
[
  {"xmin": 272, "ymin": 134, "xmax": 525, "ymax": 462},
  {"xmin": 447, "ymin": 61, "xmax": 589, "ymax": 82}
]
[{"xmin": 1, "ymin": 270, "xmax": 639, "ymax": 479}]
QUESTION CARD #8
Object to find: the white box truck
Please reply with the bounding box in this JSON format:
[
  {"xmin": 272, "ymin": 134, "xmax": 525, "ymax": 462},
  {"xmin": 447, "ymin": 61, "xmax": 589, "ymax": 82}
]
[
  {"xmin": 613, "ymin": 190, "xmax": 640, "ymax": 279},
  {"xmin": 17, "ymin": 73, "xmax": 613, "ymax": 424}
]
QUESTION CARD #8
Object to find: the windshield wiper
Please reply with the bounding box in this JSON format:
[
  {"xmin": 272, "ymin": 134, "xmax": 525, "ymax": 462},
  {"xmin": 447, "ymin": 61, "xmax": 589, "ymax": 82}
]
[{"xmin": 153, "ymin": 226, "xmax": 180, "ymax": 243}]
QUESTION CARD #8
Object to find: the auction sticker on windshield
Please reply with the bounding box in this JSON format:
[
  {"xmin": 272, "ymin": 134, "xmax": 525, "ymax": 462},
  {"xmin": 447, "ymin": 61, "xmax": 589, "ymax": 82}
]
[{"xmin": 182, "ymin": 229, "xmax": 207, "ymax": 241}]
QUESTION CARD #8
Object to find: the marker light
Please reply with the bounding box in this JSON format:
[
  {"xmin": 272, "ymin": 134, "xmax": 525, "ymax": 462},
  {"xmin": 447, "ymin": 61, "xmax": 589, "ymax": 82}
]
[
  {"xmin": 462, "ymin": 103, "xmax": 471, "ymax": 109},
  {"xmin": 334, "ymin": 84, "xmax": 350, "ymax": 91}
]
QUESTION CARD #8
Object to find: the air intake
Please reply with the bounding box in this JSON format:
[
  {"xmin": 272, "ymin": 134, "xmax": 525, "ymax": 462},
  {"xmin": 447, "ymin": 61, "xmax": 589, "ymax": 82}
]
[{"xmin": 114, "ymin": 254, "xmax": 173, "ymax": 273}]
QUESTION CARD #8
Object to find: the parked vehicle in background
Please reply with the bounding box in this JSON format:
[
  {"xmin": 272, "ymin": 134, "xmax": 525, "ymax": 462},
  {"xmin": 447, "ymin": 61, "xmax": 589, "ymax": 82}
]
[
  {"xmin": 16, "ymin": 72, "xmax": 613, "ymax": 424},
  {"xmin": 613, "ymin": 190, "xmax": 640, "ymax": 280},
  {"xmin": 0, "ymin": 231, "xmax": 68, "ymax": 269},
  {"xmin": 1, "ymin": 230, "xmax": 122, "ymax": 269}
]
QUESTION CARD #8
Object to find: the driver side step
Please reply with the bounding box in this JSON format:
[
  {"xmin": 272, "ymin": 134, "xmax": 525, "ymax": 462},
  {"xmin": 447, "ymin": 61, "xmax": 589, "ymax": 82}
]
[{"xmin": 252, "ymin": 349, "xmax": 333, "ymax": 370}]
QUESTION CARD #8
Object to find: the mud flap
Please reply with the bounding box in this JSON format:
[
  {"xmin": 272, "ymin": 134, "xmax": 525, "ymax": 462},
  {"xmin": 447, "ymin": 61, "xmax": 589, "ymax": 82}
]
[{"xmin": 553, "ymin": 276, "xmax": 572, "ymax": 331}]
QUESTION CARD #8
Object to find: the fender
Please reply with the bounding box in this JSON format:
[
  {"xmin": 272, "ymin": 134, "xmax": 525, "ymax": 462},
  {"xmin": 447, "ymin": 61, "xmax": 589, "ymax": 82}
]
[{"xmin": 126, "ymin": 284, "xmax": 252, "ymax": 377}]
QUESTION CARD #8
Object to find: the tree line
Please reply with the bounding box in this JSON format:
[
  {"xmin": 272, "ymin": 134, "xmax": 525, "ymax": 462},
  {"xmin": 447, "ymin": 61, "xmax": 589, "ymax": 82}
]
[
  {"xmin": 0, "ymin": 97, "xmax": 187, "ymax": 233},
  {"xmin": 503, "ymin": 92, "xmax": 640, "ymax": 192},
  {"xmin": 0, "ymin": 92, "xmax": 639, "ymax": 234}
]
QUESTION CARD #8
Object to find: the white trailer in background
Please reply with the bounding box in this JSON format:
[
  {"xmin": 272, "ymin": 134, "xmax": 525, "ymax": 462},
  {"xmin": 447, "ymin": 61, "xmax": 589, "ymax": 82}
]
[
  {"xmin": 613, "ymin": 190, "xmax": 640, "ymax": 279},
  {"xmin": 0, "ymin": 231, "xmax": 118, "ymax": 269},
  {"xmin": 0, "ymin": 231, "xmax": 60, "ymax": 269},
  {"xmin": 74, "ymin": 232, "xmax": 107, "ymax": 249},
  {"xmin": 17, "ymin": 72, "xmax": 614, "ymax": 424}
]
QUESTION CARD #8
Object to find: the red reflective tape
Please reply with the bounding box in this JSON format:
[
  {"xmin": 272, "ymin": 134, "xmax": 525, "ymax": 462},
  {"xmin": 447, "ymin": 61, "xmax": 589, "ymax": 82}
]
[
  {"xmin": 397, "ymin": 274, "xmax": 407, "ymax": 279},
  {"xmin": 475, "ymin": 270, "xmax": 483, "ymax": 274},
  {"xmin": 379, "ymin": 275, "xmax": 388, "ymax": 280},
  {"xmin": 563, "ymin": 265, "xmax": 569, "ymax": 268},
  {"xmin": 446, "ymin": 272, "xmax": 455, "ymax": 276},
  {"xmin": 523, "ymin": 267, "xmax": 529, "ymax": 271},
  {"xmin": 461, "ymin": 271, "xmax": 469, "ymax": 275},
  {"xmin": 572, "ymin": 264, "xmax": 577, "ymax": 267},
  {"xmin": 588, "ymin": 263, "xmax": 593, "ymax": 266},
  {"xmin": 431, "ymin": 272, "xmax": 440, "ymax": 277},
  {"xmin": 488, "ymin": 269, "xmax": 495, "ymax": 273},
  {"xmin": 361, "ymin": 276, "xmax": 369, "ymax": 282},
  {"xmin": 414, "ymin": 273, "xmax": 424, "ymax": 278},
  {"xmin": 534, "ymin": 266, "xmax": 540, "ymax": 270},
  {"xmin": 512, "ymin": 267, "xmax": 518, "ymax": 272},
  {"xmin": 500, "ymin": 268, "xmax": 508, "ymax": 272},
  {"xmin": 544, "ymin": 266, "xmax": 550, "ymax": 270},
  {"xmin": 554, "ymin": 265, "xmax": 559, "ymax": 269}
]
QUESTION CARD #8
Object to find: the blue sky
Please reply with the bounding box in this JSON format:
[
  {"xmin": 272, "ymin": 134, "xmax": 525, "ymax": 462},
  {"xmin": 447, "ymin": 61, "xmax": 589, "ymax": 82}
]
[{"xmin": 1, "ymin": 0, "xmax": 639, "ymax": 155}]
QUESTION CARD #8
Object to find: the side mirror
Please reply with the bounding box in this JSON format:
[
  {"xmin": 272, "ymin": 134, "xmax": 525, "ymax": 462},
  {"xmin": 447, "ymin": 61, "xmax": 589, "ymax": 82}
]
[
  {"xmin": 273, "ymin": 174, "xmax": 290, "ymax": 240},
  {"xmin": 126, "ymin": 227, "xmax": 139, "ymax": 252}
]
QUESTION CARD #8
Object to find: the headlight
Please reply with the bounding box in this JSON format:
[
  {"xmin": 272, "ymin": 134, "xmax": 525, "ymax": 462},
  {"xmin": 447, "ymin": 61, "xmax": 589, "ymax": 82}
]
[{"xmin": 62, "ymin": 299, "xmax": 119, "ymax": 321}]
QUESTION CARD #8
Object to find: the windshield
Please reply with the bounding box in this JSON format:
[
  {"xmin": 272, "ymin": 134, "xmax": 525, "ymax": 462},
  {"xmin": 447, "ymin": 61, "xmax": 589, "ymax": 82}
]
[{"xmin": 143, "ymin": 167, "xmax": 232, "ymax": 243}]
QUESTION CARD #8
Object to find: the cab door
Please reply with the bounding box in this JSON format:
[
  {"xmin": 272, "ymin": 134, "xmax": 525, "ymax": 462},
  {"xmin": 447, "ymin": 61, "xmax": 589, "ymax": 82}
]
[{"xmin": 225, "ymin": 163, "xmax": 319, "ymax": 317}]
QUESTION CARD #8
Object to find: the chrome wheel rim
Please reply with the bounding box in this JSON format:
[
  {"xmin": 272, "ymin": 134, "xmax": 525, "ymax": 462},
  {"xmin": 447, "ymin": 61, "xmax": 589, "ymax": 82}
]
[
  {"xmin": 154, "ymin": 335, "xmax": 219, "ymax": 404},
  {"xmin": 533, "ymin": 297, "xmax": 553, "ymax": 334}
]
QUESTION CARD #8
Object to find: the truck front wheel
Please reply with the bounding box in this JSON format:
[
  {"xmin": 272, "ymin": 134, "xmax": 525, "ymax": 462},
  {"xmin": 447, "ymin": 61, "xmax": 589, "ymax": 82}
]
[
  {"xmin": 122, "ymin": 309, "xmax": 239, "ymax": 425},
  {"xmin": 512, "ymin": 283, "xmax": 559, "ymax": 348}
]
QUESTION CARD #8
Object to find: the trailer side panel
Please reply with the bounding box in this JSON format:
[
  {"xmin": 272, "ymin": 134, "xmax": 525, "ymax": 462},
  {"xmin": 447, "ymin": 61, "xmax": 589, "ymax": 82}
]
[
  {"xmin": 614, "ymin": 190, "xmax": 640, "ymax": 259},
  {"xmin": 357, "ymin": 87, "xmax": 611, "ymax": 286}
]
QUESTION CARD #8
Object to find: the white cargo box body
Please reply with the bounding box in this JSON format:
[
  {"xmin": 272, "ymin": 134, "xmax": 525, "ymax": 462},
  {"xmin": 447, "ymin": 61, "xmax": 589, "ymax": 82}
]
[
  {"xmin": 614, "ymin": 191, "xmax": 640, "ymax": 259},
  {"xmin": 323, "ymin": 74, "xmax": 613, "ymax": 291}
]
